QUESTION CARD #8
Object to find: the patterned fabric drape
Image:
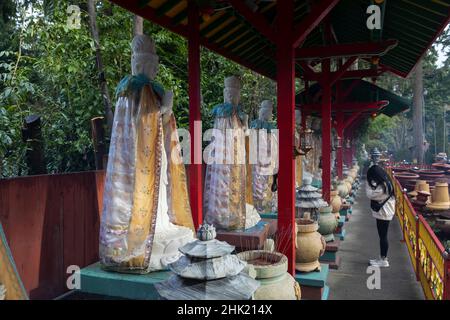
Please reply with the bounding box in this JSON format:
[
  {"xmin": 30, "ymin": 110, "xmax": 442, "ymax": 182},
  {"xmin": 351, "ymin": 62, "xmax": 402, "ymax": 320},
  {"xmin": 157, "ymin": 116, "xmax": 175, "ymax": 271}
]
[
  {"xmin": 203, "ymin": 104, "xmax": 247, "ymax": 231},
  {"xmin": 100, "ymin": 81, "xmax": 193, "ymax": 273}
]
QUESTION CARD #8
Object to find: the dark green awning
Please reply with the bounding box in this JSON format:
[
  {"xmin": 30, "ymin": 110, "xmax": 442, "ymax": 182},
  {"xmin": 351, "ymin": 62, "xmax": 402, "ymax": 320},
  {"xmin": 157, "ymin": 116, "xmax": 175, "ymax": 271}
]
[{"xmin": 296, "ymin": 79, "xmax": 411, "ymax": 117}]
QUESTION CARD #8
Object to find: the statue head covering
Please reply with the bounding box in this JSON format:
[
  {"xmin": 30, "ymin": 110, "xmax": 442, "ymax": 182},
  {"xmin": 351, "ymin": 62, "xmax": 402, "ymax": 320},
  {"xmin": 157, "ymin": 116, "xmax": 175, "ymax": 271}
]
[
  {"xmin": 259, "ymin": 100, "xmax": 273, "ymax": 121},
  {"xmin": 131, "ymin": 34, "xmax": 159, "ymax": 79},
  {"xmin": 223, "ymin": 76, "xmax": 241, "ymax": 105},
  {"xmin": 224, "ymin": 76, "xmax": 241, "ymax": 89}
]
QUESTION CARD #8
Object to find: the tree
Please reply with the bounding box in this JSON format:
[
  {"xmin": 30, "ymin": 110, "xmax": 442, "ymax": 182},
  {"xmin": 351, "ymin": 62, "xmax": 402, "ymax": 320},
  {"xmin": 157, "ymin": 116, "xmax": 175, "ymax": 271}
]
[
  {"xmin": 412, "ymin": 59, "xmax": 425, "ymax": 164},
  {"xmin": 87, "ymin": 0, "xmax": 113, "ymax": 133}
]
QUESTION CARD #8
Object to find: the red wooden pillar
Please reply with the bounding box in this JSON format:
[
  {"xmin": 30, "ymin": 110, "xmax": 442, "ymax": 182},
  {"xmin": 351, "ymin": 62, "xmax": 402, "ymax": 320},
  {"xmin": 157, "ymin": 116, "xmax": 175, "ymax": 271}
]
[
  {"xmin": 336, "ymin": 110, "xmax": 344, "ymax": 179},
  {"xmin": 188, "ymin": 2, "xmax": 202, "ymax": 230},
  {"xmin": 276, "ymin": 0, "xmax": 296, "ymax": 275},
  {"xmin": 321, "ymin": 59, "xmax": 332, "ymax": 203}
]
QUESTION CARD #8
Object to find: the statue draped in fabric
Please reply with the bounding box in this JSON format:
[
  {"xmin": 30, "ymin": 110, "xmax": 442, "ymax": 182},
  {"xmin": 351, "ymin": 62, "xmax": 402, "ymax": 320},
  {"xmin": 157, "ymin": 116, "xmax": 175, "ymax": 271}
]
[
  {"xmin": 99, "ymin": 35, "xmax": 194, "ymax": 274},
  {"xmin": 295, "ymin": 109, "xmax": 303, "ymax": 188},
  {"xmin": 203, "ymin": 76, "xmax": 248, "ymax": 231},
  {"xmin": 250, "ymin": 100, "xmax": 278, "ymax": 214}
]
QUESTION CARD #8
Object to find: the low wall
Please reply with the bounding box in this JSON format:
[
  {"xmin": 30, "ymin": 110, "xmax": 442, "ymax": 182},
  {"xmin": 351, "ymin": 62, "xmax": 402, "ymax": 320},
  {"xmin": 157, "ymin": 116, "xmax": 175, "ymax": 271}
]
[{"xmin": 0, "ymin": 171, "xmax": 105, "ymax": 299}]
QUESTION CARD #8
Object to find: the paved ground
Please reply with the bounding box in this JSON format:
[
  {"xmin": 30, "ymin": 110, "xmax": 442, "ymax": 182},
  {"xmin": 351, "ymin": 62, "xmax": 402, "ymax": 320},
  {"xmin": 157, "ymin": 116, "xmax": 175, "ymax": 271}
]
[{"xmin": 327, "ymin": 190, "xmax": 424, "ymax": 300}]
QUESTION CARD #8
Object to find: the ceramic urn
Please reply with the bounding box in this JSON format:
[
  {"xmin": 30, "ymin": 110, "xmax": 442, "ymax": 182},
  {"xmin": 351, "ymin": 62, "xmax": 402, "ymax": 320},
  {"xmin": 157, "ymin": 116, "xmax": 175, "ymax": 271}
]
[{"xmin": 295, "ymin": 218, "xmax": 326, "ymax": 272}]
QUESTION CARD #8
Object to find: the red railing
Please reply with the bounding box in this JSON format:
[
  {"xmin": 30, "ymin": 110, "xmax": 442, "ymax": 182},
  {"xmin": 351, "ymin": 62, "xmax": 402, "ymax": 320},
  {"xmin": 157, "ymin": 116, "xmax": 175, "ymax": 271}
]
[{"xmin": 388, "ymin": 167, "xmax": 450, "ymax": 300}]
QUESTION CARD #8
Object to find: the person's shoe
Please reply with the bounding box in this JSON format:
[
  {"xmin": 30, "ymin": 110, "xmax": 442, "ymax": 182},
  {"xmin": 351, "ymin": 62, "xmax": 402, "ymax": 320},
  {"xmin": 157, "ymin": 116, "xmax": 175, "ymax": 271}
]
[
  {"xmin": 370, "ymin": 258, "xmax": 389, "ymax": 268},
  {"xmin": 369, "ymin": 257, "xmax": 381, "ymax": 264}
]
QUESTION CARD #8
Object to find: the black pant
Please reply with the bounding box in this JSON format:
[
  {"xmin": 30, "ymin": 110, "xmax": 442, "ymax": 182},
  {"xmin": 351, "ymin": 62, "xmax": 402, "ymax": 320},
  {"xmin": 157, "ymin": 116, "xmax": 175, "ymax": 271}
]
[{"xmin": 376, "ymin": 219, "xmax": 390, "ymax": 258}]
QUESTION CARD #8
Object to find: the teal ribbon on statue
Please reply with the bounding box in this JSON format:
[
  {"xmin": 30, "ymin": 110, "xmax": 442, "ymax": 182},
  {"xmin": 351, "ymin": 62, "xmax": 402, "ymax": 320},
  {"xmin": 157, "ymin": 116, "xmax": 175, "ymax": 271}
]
[
  {"xmin": 212, "ymin": 103, "xmax": 247, "ymax": 122},
  {"xmin": 115, "ymin": 74, "xmax": 165, "ymax": 99},
  {"xmin": 250, "ymin": 119, "xmax": 276, "ymax": 132}
]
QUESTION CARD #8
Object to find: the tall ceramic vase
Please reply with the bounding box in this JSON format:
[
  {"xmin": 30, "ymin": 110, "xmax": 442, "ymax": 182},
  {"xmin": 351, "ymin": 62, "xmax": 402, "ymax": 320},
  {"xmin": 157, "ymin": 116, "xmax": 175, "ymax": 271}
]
[
  {"xmin": 295, "ymin": 219, "xmax": 326, "ymax": 272},
  {"xmin": 237, "ymin": 250, "xmax": 301, "ymax": 300}
]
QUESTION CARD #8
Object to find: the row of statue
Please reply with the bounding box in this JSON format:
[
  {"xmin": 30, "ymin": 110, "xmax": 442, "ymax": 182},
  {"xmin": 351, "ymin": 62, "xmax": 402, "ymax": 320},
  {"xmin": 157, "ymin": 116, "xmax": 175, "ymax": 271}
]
[{"xmin": 99, "ymin": 34, "xmax": 307, "ymax": 274}]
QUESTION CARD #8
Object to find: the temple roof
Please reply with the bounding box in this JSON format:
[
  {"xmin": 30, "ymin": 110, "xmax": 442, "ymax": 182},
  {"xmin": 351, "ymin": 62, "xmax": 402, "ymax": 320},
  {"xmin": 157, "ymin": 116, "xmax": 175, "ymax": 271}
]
[
  {"xmin": 111, "ymin": 0, "xmax": 450, "ymax": 79},
  {"xmin": 296, "ymin": 79, "xmax": 411, "ymax": 117}
]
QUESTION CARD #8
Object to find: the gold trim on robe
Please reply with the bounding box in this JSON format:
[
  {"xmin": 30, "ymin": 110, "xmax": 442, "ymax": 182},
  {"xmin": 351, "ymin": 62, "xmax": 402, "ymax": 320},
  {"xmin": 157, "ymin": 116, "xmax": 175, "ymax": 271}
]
[
  {"xmin": 100, "ymin": 85, "xmax": 193, "ymax": 273},
  {"xmin": 0, "ymin": 223, "xmax": 28, "ymax": 300}
]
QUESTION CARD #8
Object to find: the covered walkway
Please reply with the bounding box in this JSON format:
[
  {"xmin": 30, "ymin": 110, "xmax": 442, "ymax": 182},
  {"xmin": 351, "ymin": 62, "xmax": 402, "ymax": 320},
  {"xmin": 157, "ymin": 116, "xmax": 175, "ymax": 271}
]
[{"xmin": 328, "ymin": 191, "xmax": 424, "ymax": 300}]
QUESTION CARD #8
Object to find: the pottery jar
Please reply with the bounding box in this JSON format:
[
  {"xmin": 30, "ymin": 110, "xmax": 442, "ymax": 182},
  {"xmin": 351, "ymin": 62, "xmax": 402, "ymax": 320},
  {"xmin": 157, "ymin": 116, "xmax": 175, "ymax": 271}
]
[
  {"xmin": 427, "ymin": 182, "xmax": 450, "ymax": 211},
  {"xmin": 330, "ymin": 190, "xmax": 342, "ymax": 214},
  {"xmin": 337, "ymin": 182, "xmax": 349, "ymax": 198},
  {"xmin": 295, "ymin": 219, "xmax": 326, "ymax": 272},
  {"xmin": 318, "ymin": 206, "xmax": 338, "ymax": 242},
  {"xmin": 237, "ymin": 250, "xmax": 301, "ymax": 300}
]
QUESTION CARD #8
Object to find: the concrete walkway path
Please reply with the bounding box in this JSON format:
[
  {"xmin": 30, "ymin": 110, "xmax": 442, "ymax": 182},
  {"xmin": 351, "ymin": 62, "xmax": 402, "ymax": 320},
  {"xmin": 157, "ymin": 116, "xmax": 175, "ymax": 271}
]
[{"xmin": 327, "ymin": 190, "xmax": 424, "ymax": 300}]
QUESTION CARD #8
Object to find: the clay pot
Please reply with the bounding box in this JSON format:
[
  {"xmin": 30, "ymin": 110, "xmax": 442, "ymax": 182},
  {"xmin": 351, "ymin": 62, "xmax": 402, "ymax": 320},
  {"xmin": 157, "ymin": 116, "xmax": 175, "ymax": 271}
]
[
  {"xmin": 344, "ymin": 179, "xmax": 353, "ymax": 195},
  {"xmin": 408, "ymin": 180, "xmax": 430, "ymax": 198},
  {"xmin": 394, "ymin": 172, "xmax": 420, "ymax": 191},
  {"xmin": 237, "ymin": 250, "xmax": 301, "ymax": 300},
  {"xmin": 295, "ymin": 219, "xmax": 326, "ymax": 272},
  {"xmin": 427, "ymin": 182, "xmax": 450, "ymax": 211},
  {"xmin": 392, "ymin": 167, "xmax": 410, "ymax": 174},
  {"xmin": 330, "ymin": 190, "xmax": 342, "ymax": 213},
  {"xmin": 348, "ymin": 169, "xmax": 357, "ymax": 180},
  {"xmin": 411, "ymin": 191, "xmax": 431, "ymax": 212},
  {"xmin": 432, "ymin": 163, "xmax": 450, "ymax": 173},
  {"xmin": 415, "ymin": 169, "xmax": 445, "ymax": 186},
  {"xmin": 318, "ymin": 206, "xmax": 338, "ymax": 242},
  {"xmin": 337, "ymin": 182, "xmax": 349, "ymax": 198}
]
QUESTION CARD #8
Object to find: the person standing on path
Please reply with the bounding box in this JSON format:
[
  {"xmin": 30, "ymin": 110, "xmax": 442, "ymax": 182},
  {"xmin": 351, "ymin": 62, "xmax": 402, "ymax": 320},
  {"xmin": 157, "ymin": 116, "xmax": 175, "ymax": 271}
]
[{"xmin": 365, "ymin": 165, "xmax": 396, "ymax": 268}]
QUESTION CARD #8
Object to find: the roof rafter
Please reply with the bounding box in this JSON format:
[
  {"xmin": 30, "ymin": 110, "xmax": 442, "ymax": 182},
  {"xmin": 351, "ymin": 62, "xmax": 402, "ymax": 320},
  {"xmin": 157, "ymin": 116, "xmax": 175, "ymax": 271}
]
[
  {"xmin": 228, "ymin": 0, "xmax": 276, "ymax": 43},
  {"xmin": 296, "ymin": 40, "xmax": 398, "ymax": 60},
  {"xmin": 293, "ymin": 0, "xmax": 341, "ymax": 48},
  {"xmin": 111, "ymin": 0, "xmax": 274, "ymax": 79}
]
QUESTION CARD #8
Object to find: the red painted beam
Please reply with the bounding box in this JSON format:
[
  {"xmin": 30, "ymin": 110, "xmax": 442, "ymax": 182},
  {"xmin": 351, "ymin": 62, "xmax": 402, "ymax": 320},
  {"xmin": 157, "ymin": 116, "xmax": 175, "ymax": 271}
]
[
  {"xmin": 296, "ymin": 40, "xmax": 398, "ymax": 60},
  {"xmin": 276, "ymin": 0, "xmax": 296, "ymax": 276},
  {"xmin": 344, "ymin": 110, "xmax": 364, "ymax": 129},
  {"xmin": 293, "ymin": 0, "xmax": 341, "ymax": 48},
  {"xmin": 321, "ymin": 59, "xmax": 332, "ymax": 203},
  {"xmin": 329, "ymin": 56, "xmax": 357, "ymax": 85},
  {"xmin": 229, "ymin": 0, "xmax": 276, "ymax": 43},
  {"xmin": 303, "ymin": 68, "xmax": 387, "ymax": 82},
  {"xmin": 299, "ymin": 61, "xmax": 318, "ymax": 80},
  {"xmin": 188, "ymin": 1, "xmax": 202, "ymax": 231},
  {"xmin": 298, "ymin": 101, "xmax": 389, "ymax": 112}
]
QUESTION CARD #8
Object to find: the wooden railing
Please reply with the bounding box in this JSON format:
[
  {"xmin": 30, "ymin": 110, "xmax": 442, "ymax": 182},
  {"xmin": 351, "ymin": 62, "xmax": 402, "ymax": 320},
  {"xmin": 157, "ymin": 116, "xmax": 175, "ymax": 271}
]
[{"xmin": 388, "ymin": 167, "xmax": 450, "ymax": 300}]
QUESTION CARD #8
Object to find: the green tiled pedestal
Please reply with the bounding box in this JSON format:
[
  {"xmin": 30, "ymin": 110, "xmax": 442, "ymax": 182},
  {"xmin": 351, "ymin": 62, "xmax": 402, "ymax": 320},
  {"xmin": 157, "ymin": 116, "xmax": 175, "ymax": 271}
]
[
  {"xmin": 78, "ymin": 262, "xmax": 170, "ymax": 300},
  {"xmin": 320, "ymin": 239, "xmax": 340, "ymax": 269},
  {"xmin": 295, "ymin": 264, "xmax": 330, "ymax": 300}
]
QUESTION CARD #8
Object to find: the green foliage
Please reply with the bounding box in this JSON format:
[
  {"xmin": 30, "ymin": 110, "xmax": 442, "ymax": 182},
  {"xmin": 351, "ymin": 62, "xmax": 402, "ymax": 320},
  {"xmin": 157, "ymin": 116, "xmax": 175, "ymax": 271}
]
[{"xmin": 0, "ymin": 0, "xmax": 277, "ymax": 177}]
